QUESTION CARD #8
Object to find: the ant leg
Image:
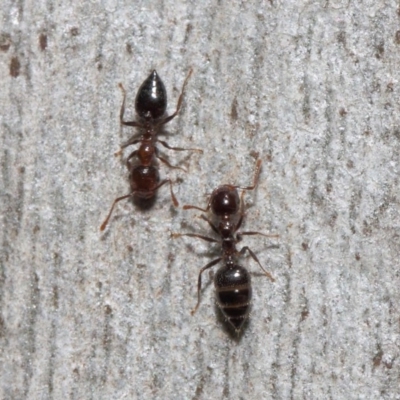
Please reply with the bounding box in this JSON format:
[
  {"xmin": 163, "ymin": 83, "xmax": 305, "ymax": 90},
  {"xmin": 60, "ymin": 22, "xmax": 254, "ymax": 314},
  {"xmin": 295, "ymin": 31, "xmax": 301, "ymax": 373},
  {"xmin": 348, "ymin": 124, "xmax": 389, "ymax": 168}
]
[
  {"xmin": 199, "ymin": 214, "xmax": 219, "ymax": 236},
  {"xmin": 171, "ymin": 232, "xmax": 218, "ymax": 243},
  {"xmin": 126, "ymin": 150, "xmax": 138, "ymax": 166},
  {"xmin": 120, "ymin": 138, "xmax": 141, "ymax": 150},
  {"xmin": 239, "ymin": 246, "xmax": 275, "ymax": 282},
  {"xmin": 239, "ymin": 232, "xmax": 279, "ymax": 239},
  {"xmin": 191, "ymin": 258, "xmax": 222, "ymax": 315},
  {"xmin": 183, "ymin": 204, "xmax": 209, "ymax": 212},
  {"xmin": 118, "ymin": 83, "xmax": 143, "ymax": 128},
  {"xmin": 157, "ymin": 139, "xmax": 203, "ymax": 154},
  {"xmin": 159, "ymin": 68, "xmax": 193, "ymax": 126},
  {"xmin": 156, "ymin": 179, "xmax": 179, "ymax": 207},
  {"xmin": 171, "ymin": 230, "xmax": 219, "ymax": 314},
  {"xmin": 100, "ymin": 178, "xmax": 181, "ymax": 231},
  {"xmin": 100, "ymin": 193, "xmax": 132, "ymax": 231},
  {"xmin": 236, "ymin": 159, "xmax": 262, "ymax": 191},
  {"xmin": 235, "ymin": 214, "xmax": 244, "ymax": 232},
  {"xmin": 114, "ymin": 140, "xmax": 141, "ymax": 158},
  {"xmin": 183, "ymin": 196, "xmax": 211, "ymax": 212},
  {"xmin": 155, "ymin": 149, "xmax": 186, "ymax": 172},
  {"xmin": 235, "ymin": 188, "xmax": 279, "ymax": 239},
  {"xmin": 234, "ymin": 190, "xmax": 246, "ymax": 232}
]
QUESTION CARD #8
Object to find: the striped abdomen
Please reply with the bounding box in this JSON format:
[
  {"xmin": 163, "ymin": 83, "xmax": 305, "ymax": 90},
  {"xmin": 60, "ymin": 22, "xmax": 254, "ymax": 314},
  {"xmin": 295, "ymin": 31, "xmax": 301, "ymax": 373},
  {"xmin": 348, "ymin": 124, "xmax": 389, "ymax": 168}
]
[{"xmin": 214, "ymin": 265, "xmax": 252, "ymax": 331}]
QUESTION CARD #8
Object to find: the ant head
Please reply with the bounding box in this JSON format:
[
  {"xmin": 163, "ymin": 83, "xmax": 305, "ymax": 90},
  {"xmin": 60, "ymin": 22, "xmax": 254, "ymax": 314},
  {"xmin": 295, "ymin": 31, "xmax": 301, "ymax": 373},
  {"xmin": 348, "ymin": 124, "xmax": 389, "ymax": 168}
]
[
  {"xmin": 210, "ymin": 185, "xmax": 240, "ymax": 217},
  {"xmin": 135, "ymin": 70, "xmax": 167, "ymax": 120}
]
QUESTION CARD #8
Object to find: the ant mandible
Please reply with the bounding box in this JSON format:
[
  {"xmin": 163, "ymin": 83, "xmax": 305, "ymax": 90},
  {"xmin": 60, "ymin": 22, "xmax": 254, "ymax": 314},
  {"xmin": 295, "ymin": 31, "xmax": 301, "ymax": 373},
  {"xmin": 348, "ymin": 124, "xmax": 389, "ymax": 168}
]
[
  {"xmin": 101, "ymin": 69, "xmax": 202, "ymax": 231},
  {"xmin": 173, "ymin": 159, "xmax": 278, "ymax": 332}
]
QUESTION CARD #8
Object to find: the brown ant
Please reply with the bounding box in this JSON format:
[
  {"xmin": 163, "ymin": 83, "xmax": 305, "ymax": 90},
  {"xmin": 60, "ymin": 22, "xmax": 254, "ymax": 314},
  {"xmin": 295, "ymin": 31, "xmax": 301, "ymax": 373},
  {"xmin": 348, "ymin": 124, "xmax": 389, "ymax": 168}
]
[
  {"xmin": 100, "ymin": 69, "xmax": 202, "ymax": 231},
  {"xmin": 173, "ymin": 159, "xmax": 278, "ymax": 332}
]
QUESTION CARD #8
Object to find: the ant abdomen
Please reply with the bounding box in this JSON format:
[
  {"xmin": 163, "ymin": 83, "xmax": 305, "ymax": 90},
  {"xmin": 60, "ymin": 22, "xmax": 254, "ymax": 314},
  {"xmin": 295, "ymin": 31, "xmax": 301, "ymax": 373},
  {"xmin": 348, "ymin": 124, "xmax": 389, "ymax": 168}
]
[
  {"xmin": 135, "ymin": 70, "xmax": 167, "ymax": 120},
  {"xmin": 130, "ymin": 165, "xmax": 160, "ymax": 199},
  {"xmin": 214, "ymin": 264, "xmax": 252, "ymax": 331}
]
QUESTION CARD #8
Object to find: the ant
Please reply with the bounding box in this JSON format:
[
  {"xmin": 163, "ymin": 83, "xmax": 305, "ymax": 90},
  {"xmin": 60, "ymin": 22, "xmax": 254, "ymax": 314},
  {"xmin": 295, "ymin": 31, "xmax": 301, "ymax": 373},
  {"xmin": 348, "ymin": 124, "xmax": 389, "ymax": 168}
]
[
  {"xmin": 173, "ymin": 159, "xmax": 278, "ymax": 332},
  {"xmin": 100, "ymin": 69, "xmax": 202, "ymax": 231}
]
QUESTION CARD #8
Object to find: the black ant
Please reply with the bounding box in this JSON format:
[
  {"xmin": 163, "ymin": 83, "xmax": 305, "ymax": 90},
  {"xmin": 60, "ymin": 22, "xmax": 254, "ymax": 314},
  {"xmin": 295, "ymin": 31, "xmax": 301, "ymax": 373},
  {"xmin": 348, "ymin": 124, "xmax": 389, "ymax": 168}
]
[
  {"xmin": 173, "ymin": 159, "xmax": 278, "ymax": 332},
  {"xmin": 100, "ymin": 69, "xmax": 202, "ymax": 231}
]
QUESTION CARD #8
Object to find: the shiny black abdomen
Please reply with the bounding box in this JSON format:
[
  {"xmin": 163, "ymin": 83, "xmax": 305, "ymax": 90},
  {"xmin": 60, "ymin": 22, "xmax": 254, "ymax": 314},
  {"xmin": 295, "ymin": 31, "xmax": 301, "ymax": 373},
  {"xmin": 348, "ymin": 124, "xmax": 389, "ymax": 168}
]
[
  {"xmin": 135, "ymin": 70, "xmax": 167, "ymax": 120},
  {"xmin": 214, "ymin": 264, "xmax": 252, "ymax": 331}
]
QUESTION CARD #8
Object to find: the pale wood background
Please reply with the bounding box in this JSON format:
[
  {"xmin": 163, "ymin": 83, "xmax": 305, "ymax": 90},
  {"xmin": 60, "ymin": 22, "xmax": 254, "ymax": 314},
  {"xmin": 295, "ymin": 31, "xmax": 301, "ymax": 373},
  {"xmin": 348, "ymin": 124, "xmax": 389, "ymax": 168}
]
[{"xmin": 1, "ymin": 1, "xmax": 400, "ymax": 399}]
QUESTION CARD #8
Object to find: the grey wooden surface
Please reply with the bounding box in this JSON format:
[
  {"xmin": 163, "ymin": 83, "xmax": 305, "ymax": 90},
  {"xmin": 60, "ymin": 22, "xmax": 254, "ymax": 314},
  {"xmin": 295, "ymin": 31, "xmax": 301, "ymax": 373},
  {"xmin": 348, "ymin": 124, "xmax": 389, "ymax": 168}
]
[{"xmin": 1, "ymin": 1, "xmax": 400, "ymax": 399}]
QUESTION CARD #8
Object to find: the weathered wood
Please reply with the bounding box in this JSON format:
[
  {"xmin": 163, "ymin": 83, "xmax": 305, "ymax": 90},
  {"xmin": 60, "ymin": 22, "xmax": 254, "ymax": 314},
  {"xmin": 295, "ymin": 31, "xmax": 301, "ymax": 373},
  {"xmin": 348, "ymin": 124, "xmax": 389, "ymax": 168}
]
[{"xmin": 1, "ymin": 1, "xmax": 399, "ymax": 399}]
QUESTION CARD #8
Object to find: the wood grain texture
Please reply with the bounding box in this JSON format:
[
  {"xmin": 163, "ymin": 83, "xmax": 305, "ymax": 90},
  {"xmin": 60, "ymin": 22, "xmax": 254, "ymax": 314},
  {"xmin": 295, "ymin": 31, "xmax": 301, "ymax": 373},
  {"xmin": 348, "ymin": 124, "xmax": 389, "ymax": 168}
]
[{"xmin": 1, "ymin": 1, "xmax": 400, "ymax": 399}]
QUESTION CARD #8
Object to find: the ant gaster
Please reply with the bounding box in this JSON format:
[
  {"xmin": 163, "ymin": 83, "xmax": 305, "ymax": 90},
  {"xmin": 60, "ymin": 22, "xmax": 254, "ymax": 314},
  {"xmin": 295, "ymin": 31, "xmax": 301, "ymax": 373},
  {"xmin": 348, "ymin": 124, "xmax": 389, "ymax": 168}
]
[
  {"xmin": 173, "ymin": 159, "xmax": 278, "ymax": 332},
  {"xmin": 100, "ymin": 69, "xmax": 201, "ymax": 231}
]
